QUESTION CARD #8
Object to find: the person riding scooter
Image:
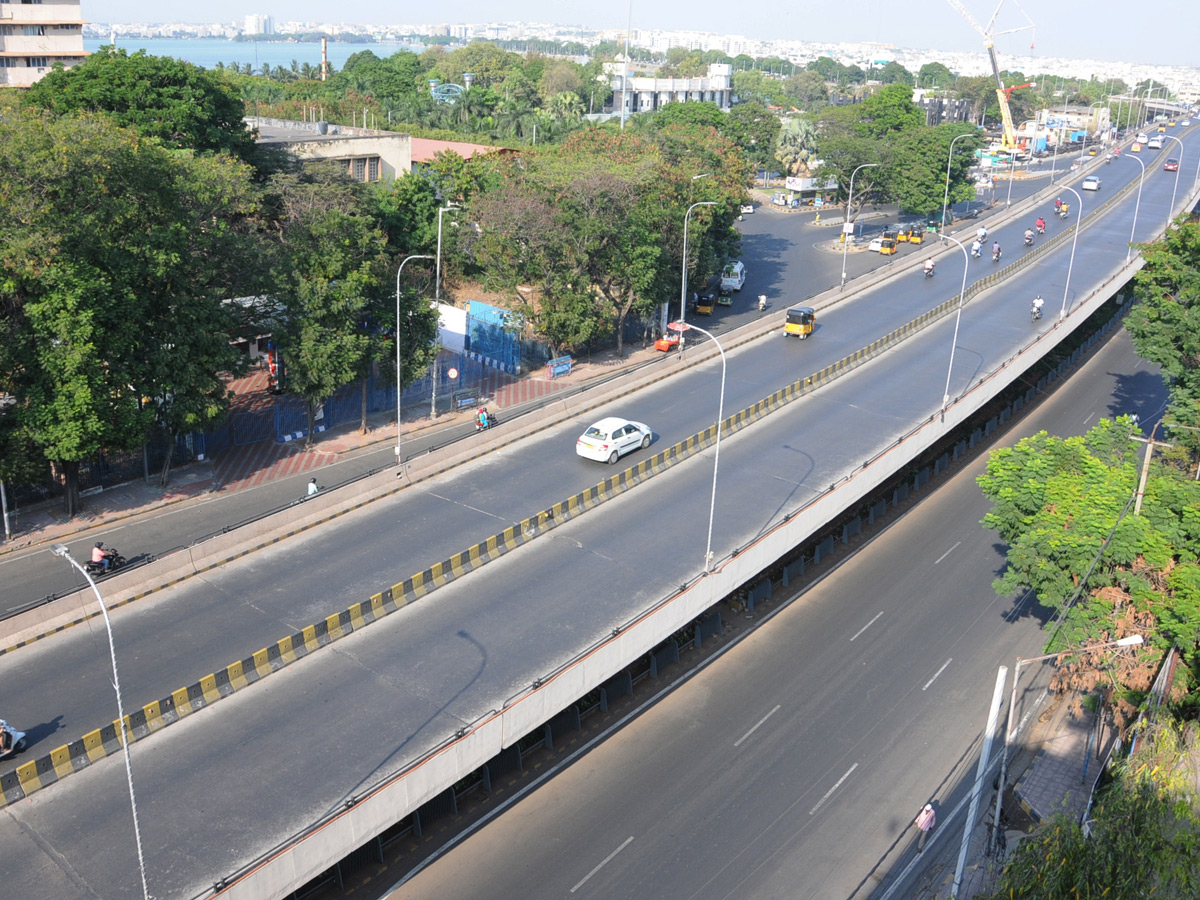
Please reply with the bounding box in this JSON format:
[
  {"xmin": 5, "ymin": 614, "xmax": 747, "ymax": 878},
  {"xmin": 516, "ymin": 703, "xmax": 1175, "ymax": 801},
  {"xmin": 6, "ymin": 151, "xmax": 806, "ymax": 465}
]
[
  {"xmin": 1054, "ymin": 197, "xmax": 1062, "ymax": 212},
  {"xmin": 971, "ymin": 239, "xmax": 982, "ymax": 258},
  {"xmin": 476, "ymin": 408, "xmax": 490, "ymax": 430},
  {"xmin": 992, "ymin": 242, "xmax": 1002, "ymax": 262},
  {"xmin": 1031, "ymin": 295, "xmax": 1045, "ymax": 320},
  {"xmin": 0, "ymin": 719, "xmax": 25, "ymax": 760},
  {"xmin": 976, "ymin": 225, "xmax": 988, "ymax": 243},
  {"xmin": 923, "ymin": 258, "xmax": 936, "ymax": 277},
  {"xmin": 1035, "ymin": 216, "xmax": 1046, "ymax": 235},
  {"xmin": 1024, "ymin": 228, "xmax": 1035, "ymax": 246}
]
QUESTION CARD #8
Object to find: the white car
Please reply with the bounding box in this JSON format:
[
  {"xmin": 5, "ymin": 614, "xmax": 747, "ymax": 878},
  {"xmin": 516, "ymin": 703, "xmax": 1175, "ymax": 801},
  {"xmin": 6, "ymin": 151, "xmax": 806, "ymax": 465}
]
[
  {"xmin": 740, "ymin": 204, "xmax": 755, "ymax": 214},
  {"xmin": 1183, "ymin": 120, "xmax": 1192, "ymax": 126},
  {"xmin": 1082, "ymin": 175, "xmax": 1101, "ymax": 191},
  {"xmin": 575, "ymin": 417, "xmax": 652, "ymax": 464}
]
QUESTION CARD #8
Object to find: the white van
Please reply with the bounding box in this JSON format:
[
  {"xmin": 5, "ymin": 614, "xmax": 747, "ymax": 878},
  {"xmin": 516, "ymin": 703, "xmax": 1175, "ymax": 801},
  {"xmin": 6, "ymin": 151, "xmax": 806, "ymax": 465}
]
[{"xmin": 720, "ymin": 260, "xmax": 746, "ymax": 292}]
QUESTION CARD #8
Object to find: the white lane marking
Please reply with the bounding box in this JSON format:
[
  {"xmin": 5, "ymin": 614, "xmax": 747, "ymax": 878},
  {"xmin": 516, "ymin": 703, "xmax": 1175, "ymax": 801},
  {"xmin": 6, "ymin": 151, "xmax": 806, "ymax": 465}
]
[
  {"xmin": 809, "ymin": 763, "xmax": 859, "ymax": 815},
  {"xmin": 934, "ymin": 541, "xmax": 962, "ymax": 565},
  {"xmin": 849, "ymin": 611, "xmax": 885, "ymax": 642},
  {"xmin": 570, "ymin": 836, "xmax": 634, "ymax": 893},
  {"xmin": 1082, "ymin": 411, "xmax": 1095, "ymax": 425},
  {"xmin": 923, "ymin": 658, "xmax": 953, "ymax": 691},
  {"xmin": 734, "ymin": 704, "xmax": 781, "ymax": 748}
]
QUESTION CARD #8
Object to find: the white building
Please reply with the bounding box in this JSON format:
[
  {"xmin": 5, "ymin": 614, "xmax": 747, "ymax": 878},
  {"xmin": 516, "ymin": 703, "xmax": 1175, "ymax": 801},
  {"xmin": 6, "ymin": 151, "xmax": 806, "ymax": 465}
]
[
  {"xmin": 608, "ymin": 61, "xmax": 733, "ymax": 116},
  {"xmin": 244, "ymin": 14, "xmax": 274, "ymax": 36},
  {"xmin": 0, "ymin": 0, "xmax": 87, "ymax": 87}
]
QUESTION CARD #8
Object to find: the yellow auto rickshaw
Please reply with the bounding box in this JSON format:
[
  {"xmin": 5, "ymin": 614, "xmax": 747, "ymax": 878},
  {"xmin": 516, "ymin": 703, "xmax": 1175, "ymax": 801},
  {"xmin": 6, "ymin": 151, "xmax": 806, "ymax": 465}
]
[
  {"xmin": 905, "ymin": 225, "xmax": 925, "ymax": 245},
  {"xmin": 896, "ymin": 227, "xmax": 911, "ymax": 242},
  {"xmin": 784, "ymin": 305, "xmax": 816, "ymax": 339},
  {"xmin": 881, "ymin": 227, "xmax": 899, "ymax": 243},
  {"xmin": 879, "ymin": 238, "xmax": 898, "ymax": 255},
  {"xmin": 695, "ymin": 292, "xmax": 715, "ymax": 316}
]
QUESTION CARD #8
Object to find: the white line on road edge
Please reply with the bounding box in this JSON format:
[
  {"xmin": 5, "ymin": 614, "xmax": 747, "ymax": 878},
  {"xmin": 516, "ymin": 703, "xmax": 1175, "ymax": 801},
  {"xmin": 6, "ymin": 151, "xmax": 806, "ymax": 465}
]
[
  {"xmin": 849, "ymin": 611, "xmax": 885, "ymax": 641},
  {"xmin": 922, "ymin": 659, "xmax": 953, "ymax": 691},
  {"xmin": 571, "ymin": 836, "xmax": 634, "ymax": 893},
  {"xmin": 809, "ymin": 763, "xmax": 859, "ymax": 815},
  {"xmin": 735, "ymin": 704, "xmax": 781, "ymax": 748},
  {"xmin": 934, "ymin": 541, "xmax": 962, "ymax": 565}
]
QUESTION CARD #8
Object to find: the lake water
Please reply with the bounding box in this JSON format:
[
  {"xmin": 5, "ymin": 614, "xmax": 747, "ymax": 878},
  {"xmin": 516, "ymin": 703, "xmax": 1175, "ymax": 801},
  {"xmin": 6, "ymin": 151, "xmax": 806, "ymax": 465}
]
[{"xmin": 83, "ymin": 38, "xmax": 424, "ymax": 72}]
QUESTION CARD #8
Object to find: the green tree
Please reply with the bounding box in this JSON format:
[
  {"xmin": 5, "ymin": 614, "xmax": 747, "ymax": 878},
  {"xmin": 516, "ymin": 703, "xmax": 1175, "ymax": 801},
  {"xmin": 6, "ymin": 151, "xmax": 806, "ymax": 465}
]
[
  {"xmin": 885, "ymin": 124, "xmax": 981, "ymax": 216},
  {"xmin": 858, "ymin": 84, "xmax": 924, "ymax": 138},
  {"xmin": 726, "ymin": 100, "xmax": 783, "ymax": 169},
  {"xmin": 781, "ymin": 71, "xmax": 829, "ymax": 110},
  {"xmin": 23, "ymin": 47, "xmax": 258, "ymax": 164},
  {"xmin": 917, "ymin": 62, "xmax": 956, "ymax": 89},
  {"xmin": 877, "ymin": 61, "xmax": 914, "ymax": 86},
  {"xmin": 0, "ymin": 107, "xmax": 257, "ymax": 512},
  {"xmin": 264, "ymin": 163, "xmax": 391, "ymax": 447},
  {"xmin": 775, "ymin": 116, "xmax": 820, "ymax": 175}
]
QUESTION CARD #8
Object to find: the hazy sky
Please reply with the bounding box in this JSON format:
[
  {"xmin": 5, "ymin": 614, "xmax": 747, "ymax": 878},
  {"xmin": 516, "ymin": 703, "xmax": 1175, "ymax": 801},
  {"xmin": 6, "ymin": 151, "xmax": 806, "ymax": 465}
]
[{"xmin": 85, "ymin": 2, "xmax": 1197, "ymax": 67}]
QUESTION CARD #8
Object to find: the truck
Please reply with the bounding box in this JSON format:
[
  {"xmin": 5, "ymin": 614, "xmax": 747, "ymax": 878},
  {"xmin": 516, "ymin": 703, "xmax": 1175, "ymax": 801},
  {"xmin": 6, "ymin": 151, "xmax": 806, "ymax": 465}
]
[{"xmin": 720, "ymin": 261, "xmax": 746, "ymax": 292}]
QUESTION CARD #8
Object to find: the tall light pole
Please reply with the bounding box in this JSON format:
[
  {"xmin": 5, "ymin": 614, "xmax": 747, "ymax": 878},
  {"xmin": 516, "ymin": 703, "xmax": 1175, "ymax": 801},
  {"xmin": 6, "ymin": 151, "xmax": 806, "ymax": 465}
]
[
  {"xmin": 50, "ymin": 543, "xmax": 153, "ymax": 900},
  {"xmin": 1057, "ymin": 185, "xmax": 1083, "ymax": 321},
  {"xmin": 940, "ymin": 133, "xmax": 976, "ymax": 230},
  {"xmin": 1049, "ymin": 98, "xmax": 1069, "ymax": 183},
  {"xmin": 435, "ymin": 204, "xmax": 460, "ymax": 302},
  {"xmin": 841, "ymin": 162, "xmax": 880, "ymax": 288},
  {"xmin": 1005, "ymin": 148, "xmax": 1018, "ymax": 206},
  {"xmin": 395, "ymin": 254, "xmax": 433, "ymax": 467},
  {"xmin": 677, "ymin": 199, "xmax": 716, "ymax": 343},
  {"xmin": 937, "ymin": 233, "xmax": 972, "ymax": 417},
  {"xmin": 991, "ymin": 634, "xmax": 1144, "ymax": 854},
  {"xmin": 1125, "ymin": 154, "xmax": 1146, "ymax": 262},
  {"xmin": 667, "ymin": 320, "xmax": 725, "ymax": 572},
  {"xmin": 1160, "ymin": 134, "xmax": 1185, "ymax": 226}
]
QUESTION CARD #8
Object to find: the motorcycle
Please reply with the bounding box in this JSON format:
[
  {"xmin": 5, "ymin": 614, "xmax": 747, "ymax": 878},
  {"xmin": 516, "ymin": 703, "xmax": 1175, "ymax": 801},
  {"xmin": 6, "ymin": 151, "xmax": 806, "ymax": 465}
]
[
  {"xmin": 1024, "ymin": 234, "xmax": 1034, "ymax": 247},
  {"xmin": 758, "ymin": 295, "xmax": 767, "ymax": 312},
  {"xmin": 85, "ymin": 549, "xmax": 126, "ymax": 577},
  {"xmin": 923, "ymin": 266, "xmax": 936, "ymax": 279},
  {"xmin": 0, "ymin": 721, "xmax": 28, "ymax": 761},
  {"xmin": 475, "ymin": 412, "xmax": 499, "ymax": 433},
  {"xmin": 992, "ymin": 248, "xmax": 1002, "ymax": 263},
  {"xmin": 1036, "ymin": 223, "xmax": 1046, "ymax": 235},
  {"xmin": 1031, "ymin": 304, "xmax": 1043, "ymax": 322},
  {"xmin": 1058, "ymin": 205, "xmax": 1070, "ymax": 220}
]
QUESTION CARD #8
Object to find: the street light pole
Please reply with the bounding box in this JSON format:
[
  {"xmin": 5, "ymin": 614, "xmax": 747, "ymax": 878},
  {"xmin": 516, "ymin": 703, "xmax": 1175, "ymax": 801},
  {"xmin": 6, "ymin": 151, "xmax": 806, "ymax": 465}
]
[
  {"xmin": 1056, "ymin": 185, "xmax": 1083, "ymax": 321},
  {"xmin": 395, "ymin": 254, "xmax": 434, "ymax": 468},
  {"xmin": 678, "ymin": 199, "xmax": 717, "ymax": 344},
  {"xmin": 435, "ymin": 204, "xmax": 460, "ymax": 302},
  {"xmin": 1125, "ymin": 154, "xmax": 1146, "ymax": 261},
  {"xmin": 841, "ymin": 162, "xmax": 880, "ymax": 288},
  {"xmin": 990, "ymin": 634, "xmax": 1144, "ymax": 854},
  {"xmin": 937, "ymin": 233, "xmax": 972, "ymax": 417},
  {"xmin": 941, "ymin": 133, "xmax": 976, "ymax": 231},
  {"xmin": 1005, "ymin": 148, "xmax": 1018, "ymax": 206},
  {"xmin": 50, "ymin": 543, "xmax": 153, "ymax": 900},
  {"xmin": 667, "ymin": 320, "xmax": 726, "ymax": 572}
]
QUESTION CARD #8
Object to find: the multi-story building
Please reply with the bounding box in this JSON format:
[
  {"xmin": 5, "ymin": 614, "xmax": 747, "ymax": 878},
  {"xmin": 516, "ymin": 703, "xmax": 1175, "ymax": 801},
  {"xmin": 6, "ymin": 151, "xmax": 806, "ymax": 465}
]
[
  {"xmin": 244, "ymin": 14, "xmax": 273, "ymax": 36},
  {"xmin": 0, "ymin": 0, "xmax": 87, "ymax": 87}
]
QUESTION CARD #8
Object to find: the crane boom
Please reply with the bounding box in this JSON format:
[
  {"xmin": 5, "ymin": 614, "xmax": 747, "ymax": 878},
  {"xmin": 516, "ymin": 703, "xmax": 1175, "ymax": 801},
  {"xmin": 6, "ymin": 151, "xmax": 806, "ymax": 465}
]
[{"xmin": 945, "ymin": 0, "xmax": 1034, "ymax": 150}]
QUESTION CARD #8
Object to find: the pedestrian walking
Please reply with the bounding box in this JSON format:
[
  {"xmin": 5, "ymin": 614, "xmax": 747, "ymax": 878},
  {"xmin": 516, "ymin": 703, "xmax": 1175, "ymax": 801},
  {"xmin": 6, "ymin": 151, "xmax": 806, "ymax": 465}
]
[
  {"xmin": 307, "ymin": 477, "xmax": 320, "ymax": 497},
  {"xmin": 915, "ymin": 803, "xmax": 936, "ymax": 852}
]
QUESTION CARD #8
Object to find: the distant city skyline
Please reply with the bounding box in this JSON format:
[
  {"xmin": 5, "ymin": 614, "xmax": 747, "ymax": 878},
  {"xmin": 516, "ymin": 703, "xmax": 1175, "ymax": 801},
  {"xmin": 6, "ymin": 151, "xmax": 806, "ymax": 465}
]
[{"xmin": 85, "ymin": 1, "xmax": 1197, "ymax": 68}]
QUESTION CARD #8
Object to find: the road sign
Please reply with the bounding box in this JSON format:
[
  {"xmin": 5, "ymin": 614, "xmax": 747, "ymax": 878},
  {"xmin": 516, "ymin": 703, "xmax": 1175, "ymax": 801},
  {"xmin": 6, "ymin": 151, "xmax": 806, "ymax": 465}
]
[
  {"xmin": 446, "ymin": 367, "xmax": 458, "ymax": 380},
  {"xmin": 842, "ymin": 222, "xmax": 855, "ymax": 235}
]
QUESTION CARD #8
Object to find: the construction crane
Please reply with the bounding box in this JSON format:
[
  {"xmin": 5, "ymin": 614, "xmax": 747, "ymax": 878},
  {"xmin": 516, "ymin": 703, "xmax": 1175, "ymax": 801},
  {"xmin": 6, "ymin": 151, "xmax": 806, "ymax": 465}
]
[{"xmin": 945, "ymin": 0, "xmax": 1035, "ymax": 150}]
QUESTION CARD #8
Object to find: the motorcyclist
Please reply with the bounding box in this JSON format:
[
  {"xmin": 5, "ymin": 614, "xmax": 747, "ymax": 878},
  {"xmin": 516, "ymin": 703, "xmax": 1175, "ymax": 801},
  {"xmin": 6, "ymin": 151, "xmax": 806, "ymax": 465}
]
[
  {"xmin": 0, "ymin": 720, "xmax": 11, "ymax": 753},
  {"xmin": 1035, "ymin": 216, "xmax": 1046, "ymax": 234},
  {"xmin": 970, "ymin": 239, "xmax": 982, "ymax": 258},
  {"xmin": 1024, "ymin": 228, "xmax": 1035, "ymax": 244},
  {"xmin": 1031, "ymin": 295, "xmax": 1044, "ymax": 318},
  {"xmin": 758, "ymin": 294, "xmax": 767, "ymax": 312},
  {"xmin": 992, "ymin": 241, "xmax": 1002, "ymax": 260},
  {"xmin": 1054, "ymin": 197, "xmax": 1062, "ymax": 212},
  {"xmin": 976, "ymin": 225, "xmax": 988, "ymax": 243},
  {"xmin": 476, "ymin": 407, "xmax": 490, "ymax": 429},
  {"xmin": 91, "ymin": 541, "xmax": 112, "ymax": 573},
  {"xmin": 923, "ymin": 257, "xmax": 935, "ymax": 275}
]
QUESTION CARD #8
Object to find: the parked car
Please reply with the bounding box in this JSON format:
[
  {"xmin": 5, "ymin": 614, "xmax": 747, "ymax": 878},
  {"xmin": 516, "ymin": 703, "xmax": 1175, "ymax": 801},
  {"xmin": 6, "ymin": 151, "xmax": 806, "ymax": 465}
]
[
  {"xmin": 740, "ymin": 204, "xmax": 755, "ymax": 215},
  {"xmin": 1082, "ymin": 175, "xmax": 1102, "ymax": 191},
  {"xmin": 1164, "ymin": 158, "xmax": 1180, "ymax": 172},
  {"xmin": 575, "ymin": 417, "xmax": 652, "ymax": 464}
]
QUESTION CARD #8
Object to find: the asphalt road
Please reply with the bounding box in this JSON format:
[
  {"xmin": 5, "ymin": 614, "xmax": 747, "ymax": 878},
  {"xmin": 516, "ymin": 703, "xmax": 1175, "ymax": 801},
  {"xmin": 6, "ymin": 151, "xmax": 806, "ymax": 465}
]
[
  {"xmin": 0, "ymin": 173, "xmax": 1050, "ymax": 615},
  {"xmin": 389, "ymin": 328, "xmax": 1166, "ymax": 900},
  {"xmin": 0, "ymin": 127, "xmax": 1192, "ymax": 899}
]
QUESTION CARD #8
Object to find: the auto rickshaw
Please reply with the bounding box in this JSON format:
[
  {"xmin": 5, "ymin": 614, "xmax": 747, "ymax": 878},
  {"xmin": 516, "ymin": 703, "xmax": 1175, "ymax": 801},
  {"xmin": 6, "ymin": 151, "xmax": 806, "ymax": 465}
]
[
  {"xmin": 695, "ymin": 291, "xmax": 715, "ymax": 315},
  {"xmin": 717, "ymin": 287, "xmax": 734, "ymax": 307},
  {"xmin": 1087, "ymin": 147, "xmax": 1098, "ymax": 156},
  {"xmin": 905, "ymin": 225, "xmax": 925, "ymax": 245},
  {"xmin": 896, "ymin": 227, "xmax": 911, "ymax": 243},
  {"xmin": 878, "ymin": 238, "xmax": 898, "ymax": 255},
  {"xmin": 1158, "ymin": 123, "xmax": 1167, "ymax": 133},
  {"xmin": 881, "ymin": 227, "xmax": 898, "ymax": 243},
  {"xmin": 784, "ymin": 305, "xmax": 816, "ymax": 339}
]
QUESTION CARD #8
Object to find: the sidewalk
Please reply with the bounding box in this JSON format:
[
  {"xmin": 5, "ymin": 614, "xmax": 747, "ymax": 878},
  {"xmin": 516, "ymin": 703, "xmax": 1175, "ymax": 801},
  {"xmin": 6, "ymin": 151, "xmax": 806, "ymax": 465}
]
[
  {"xmin": 0, "ymin": 339, "xmax": 667, "ymax": 557},
  {"xmin": 923, "ymin": 691, "xmax": 1112, "ymax": 899}
]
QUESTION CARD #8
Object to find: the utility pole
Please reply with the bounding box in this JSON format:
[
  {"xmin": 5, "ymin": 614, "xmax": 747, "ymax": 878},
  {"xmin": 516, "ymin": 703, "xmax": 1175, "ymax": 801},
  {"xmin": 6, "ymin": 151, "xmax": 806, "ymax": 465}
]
[{"xmin": 1131, "ymin": 423, "xmax": 1172, "ymax": 515}]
